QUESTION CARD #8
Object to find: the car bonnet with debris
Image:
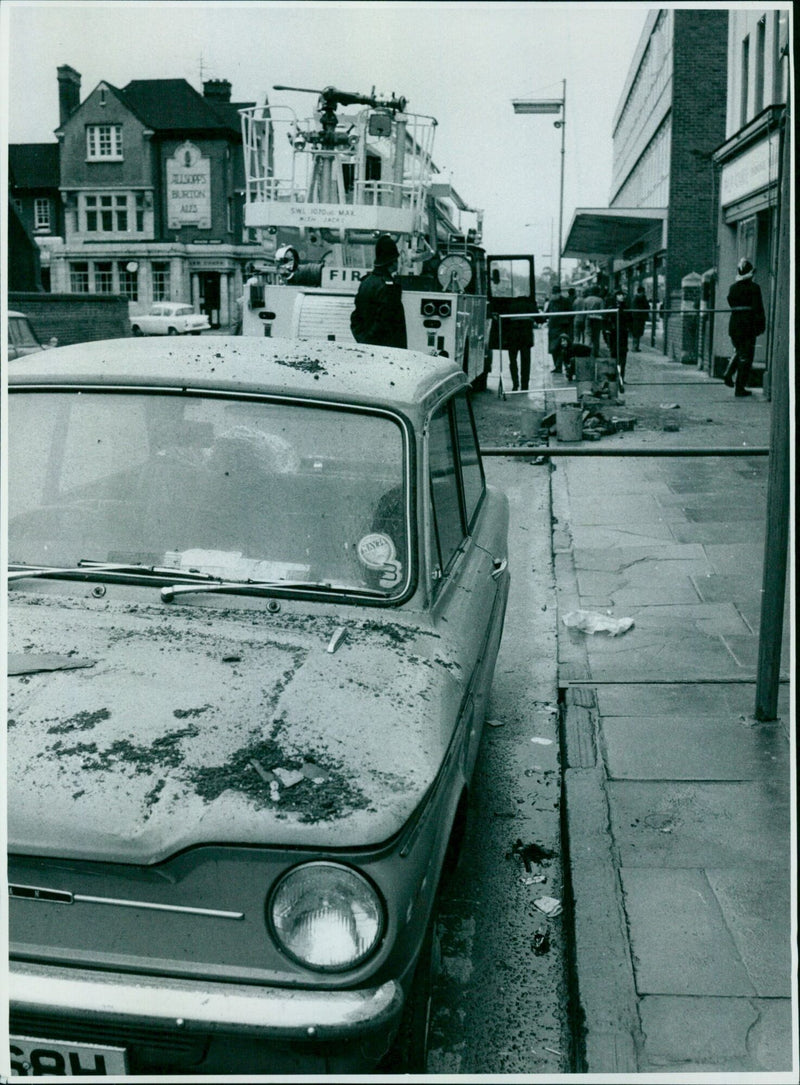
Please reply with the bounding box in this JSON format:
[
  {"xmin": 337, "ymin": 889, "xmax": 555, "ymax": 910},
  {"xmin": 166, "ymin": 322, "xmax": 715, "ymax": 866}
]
[{"xmin": 7, "ymin": 336, "xmax": 510, "ymax": 1076}]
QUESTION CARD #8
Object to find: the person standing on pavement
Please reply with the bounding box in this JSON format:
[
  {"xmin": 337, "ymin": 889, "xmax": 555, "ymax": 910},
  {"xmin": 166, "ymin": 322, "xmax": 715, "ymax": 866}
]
[
  {"xmin": 350, "ymin": 235, "xmax": 408, "ymax": 348},
  {"xmin": 583, "ymin": 284, "xmax": 606, "ymax": 358},
  {"xmin": 630, "ymin": 285, "xmax": 650, "ymax": 350},
  {"xmin": 605, "ymin": 287, "xmax": 632, "ymax": 386},
  {"xmin": 572, "ymin": 288, "xmax": 587, "ymax": 344},
  {"xmin": 543, "ymin": 284, "xmax": 573, "ymax": 372},
  {"xmin": 724, "ymin": 258, "xmax": 766, "ymax": 397},
  {"xmin": 504, "ymin": 303, "xmax": 536, "ymax": 392}
]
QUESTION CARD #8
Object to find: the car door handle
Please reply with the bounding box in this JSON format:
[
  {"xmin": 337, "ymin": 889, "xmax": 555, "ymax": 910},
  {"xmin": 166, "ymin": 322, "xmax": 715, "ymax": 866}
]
[{"xmin": 491, "ymin": 557, "xmax": 508, "ymax": 580}]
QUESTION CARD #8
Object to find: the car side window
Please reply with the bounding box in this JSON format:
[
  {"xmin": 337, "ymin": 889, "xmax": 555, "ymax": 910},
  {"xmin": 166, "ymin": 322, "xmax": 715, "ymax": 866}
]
[
  {"xmin": 453, "ymin": 390, "xmax": 485, "ymax": 528},
  {"xmin": 429, "ymin": 400, "xmax": 466, "ymax": 580}
]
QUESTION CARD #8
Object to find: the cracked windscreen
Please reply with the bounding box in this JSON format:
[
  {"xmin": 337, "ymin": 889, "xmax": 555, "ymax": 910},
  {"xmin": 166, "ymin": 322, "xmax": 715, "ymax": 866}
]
[{"xmin": 8, "ymin": 391, "xmax": 409, "ymax": 597}]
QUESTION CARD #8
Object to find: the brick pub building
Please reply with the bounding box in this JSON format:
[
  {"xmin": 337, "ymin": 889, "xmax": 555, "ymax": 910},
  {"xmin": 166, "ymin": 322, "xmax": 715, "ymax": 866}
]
[{"xmin": 21, "ymin": 66, "xmax": 258, "ymax": 328}]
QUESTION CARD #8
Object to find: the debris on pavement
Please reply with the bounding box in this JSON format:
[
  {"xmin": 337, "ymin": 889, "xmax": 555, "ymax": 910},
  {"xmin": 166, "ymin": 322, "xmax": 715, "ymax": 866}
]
[
  {"xmin": 533, "ymin": 896, "xmax": 563, "ymax": 918},
  {"xmin": 533, "ymin": 929, "xmax": 550, "ymax": 955},
  {"xmin": 487, "ymin": 718, "xmax": 507, "ymax": 728},
  {"xmin": 562, "ymin": 610, "xmax": 635, "ymax": 636},
  {"xmin": 530, "ymin": 736, "xmax": 553, "ymax": 745},
  {"xmin": 508, "ymin": 839, "xmax": 555, "ymax": 871},
  {"xmin": 272, "ymin": 766, "xmax": 305, "ymax": 788},
  {"xmin": 521, "ymin": 874, "xmax": 547, "ymax": 886},
  {"xmin": 660, "ymin": 402, "xmax": 680, "ymax": 409}
]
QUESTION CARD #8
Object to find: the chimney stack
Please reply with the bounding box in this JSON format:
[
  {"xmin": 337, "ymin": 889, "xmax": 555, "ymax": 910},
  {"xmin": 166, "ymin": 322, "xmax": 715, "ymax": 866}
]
[
  {"xmin": 58, "ymin": 65, "xmax": 81, "ymax": 126},
  {"xmin": 203, "ymin": 79, "xmax": 232, "ymax": 103}
]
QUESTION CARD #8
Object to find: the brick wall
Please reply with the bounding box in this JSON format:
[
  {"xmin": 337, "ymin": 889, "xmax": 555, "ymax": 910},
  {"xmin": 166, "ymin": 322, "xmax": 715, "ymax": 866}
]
[
  {"xmin": 667, "ymin": 9, "xmax": 729, "ymax": 297},
  {"xmin": 8, "ymin": 293, "xmax": 131, "ymax": 346}
]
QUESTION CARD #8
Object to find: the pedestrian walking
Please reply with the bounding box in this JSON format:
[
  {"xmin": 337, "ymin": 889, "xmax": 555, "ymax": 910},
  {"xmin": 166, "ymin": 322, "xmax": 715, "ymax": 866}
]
[
  {"xmin": 583, "ymin": 284, "xmax": 605, "ymax": 358},
  {"xmin": 542, "ymin": 284, "xmax": 573, "ymax": 372},
  {"xmin": 572, "ymin": 288, "xmax": 587, "ymax": 344},
  {"xmin": 504, "ymin": 303, "xmax": 536, "ymax": 391},
  {"xmin": 724, "ymin": 258, "xmax": 766, "ymax": 397},
  {"xmin": 605, "ymin": 287, "xmax": 632, "ymax": 386},
  {"xmin": 630, "ymin": 285, "xmax": 650, "ymax": 350},
  {"xmin": 350, "ymin": 235, "xmax": 408, "ymax": 349}
]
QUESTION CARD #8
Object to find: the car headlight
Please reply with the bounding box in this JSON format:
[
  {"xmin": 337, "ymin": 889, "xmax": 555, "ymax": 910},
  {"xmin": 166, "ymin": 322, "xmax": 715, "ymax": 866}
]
[{"xmin": 269, "ymin": 862, "xmax": 385, "ymax": 971}]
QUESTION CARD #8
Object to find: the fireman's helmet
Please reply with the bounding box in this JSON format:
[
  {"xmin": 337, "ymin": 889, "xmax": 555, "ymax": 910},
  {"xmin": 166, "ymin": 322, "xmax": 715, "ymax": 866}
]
[{"xmin": 276, "ymin": 246, "xmax": 300, "ymax": 277}]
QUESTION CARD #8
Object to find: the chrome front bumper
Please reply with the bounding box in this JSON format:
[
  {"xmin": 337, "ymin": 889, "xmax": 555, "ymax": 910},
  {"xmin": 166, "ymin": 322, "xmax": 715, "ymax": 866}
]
[{"xmin": 11, "ymin": 961, "xmax": 403, "ymax": 1040}]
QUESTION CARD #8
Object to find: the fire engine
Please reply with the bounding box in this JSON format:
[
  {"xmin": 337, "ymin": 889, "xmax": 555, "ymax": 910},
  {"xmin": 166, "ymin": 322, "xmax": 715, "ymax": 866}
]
[{"xmin": 238, "ymin": 85, "xmax": 536, "ymax": 387}]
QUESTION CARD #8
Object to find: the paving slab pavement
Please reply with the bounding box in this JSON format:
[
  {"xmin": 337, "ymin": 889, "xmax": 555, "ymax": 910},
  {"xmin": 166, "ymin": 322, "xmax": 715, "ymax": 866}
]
[{"xmin": 531, "ymin": 341, "xmax": 796, "ymax": 1076}]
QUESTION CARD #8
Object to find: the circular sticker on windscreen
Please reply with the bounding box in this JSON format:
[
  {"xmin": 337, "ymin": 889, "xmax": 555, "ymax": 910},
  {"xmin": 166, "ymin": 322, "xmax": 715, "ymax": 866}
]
[{"xmin": 357, "ymin": 533, "xmax": 396, "ymax": 568}]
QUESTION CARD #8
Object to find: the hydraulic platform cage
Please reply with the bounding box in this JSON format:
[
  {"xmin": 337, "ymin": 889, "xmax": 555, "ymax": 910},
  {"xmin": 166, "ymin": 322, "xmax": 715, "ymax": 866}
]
[{"xmin": 239, "ymin": 104, "xmax": 438, "ymax": 235}]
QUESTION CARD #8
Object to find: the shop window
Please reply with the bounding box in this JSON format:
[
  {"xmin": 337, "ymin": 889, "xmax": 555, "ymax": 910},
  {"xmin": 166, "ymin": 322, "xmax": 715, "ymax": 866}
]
[
  {"xmin": 86, "ymin": 124, "xmax": 123, "ymax": 161},
  {"xmin": 152, "ymin": 262, "xmax": 170, "ymax": 302},
  {"xmin": 34, "ymin": 198, "xmax": 51, "ymax": 231},
  {"xmin": 70, "ymin": 262, "xmax": 90, "ymax": 293},
  {"xmin": 94, "ymin": 262, "xmax": 113, "ymax": 294},
  {"xmin": 118, "ymin": 263, "xmax": 138, "ymax": 301}
]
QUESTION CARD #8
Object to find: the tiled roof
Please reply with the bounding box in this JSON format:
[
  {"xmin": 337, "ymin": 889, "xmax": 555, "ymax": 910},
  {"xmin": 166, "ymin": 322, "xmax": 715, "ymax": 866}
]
[
  {"xmin": 120, "ymin": 79, "xmax": 249, "ymax": 135},
  {"xmin": 9, "ymin": 143, "xmax": 60, "ymax": 189}
]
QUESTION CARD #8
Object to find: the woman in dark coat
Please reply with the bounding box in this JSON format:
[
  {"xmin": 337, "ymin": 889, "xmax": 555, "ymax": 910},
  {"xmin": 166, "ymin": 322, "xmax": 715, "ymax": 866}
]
[{"xmin": 630, "ymin": 285, "xmax": 650, "ymax": 350}]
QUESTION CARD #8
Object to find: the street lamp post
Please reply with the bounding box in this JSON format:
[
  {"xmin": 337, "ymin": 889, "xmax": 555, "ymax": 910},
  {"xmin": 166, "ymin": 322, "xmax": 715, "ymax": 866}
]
[{"xmin": 512, "ymin": 80, "xmax": 566, "ymax": 283}]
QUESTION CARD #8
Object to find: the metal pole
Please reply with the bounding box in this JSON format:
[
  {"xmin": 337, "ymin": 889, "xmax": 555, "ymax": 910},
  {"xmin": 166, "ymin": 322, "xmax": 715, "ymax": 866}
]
[
  {"xmin": 557, "ymin": 79, "xmax": 566, "ymax": 285},
  {"xmin": 755, "ymin": 105, "xmax": 790, "ymax": 721}
]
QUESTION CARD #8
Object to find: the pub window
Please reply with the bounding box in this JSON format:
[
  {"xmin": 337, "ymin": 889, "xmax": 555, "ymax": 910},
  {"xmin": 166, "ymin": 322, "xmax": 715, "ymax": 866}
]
[
  {"xmin": 152, "ymin": 262, "xmax": 170, "ymax": 301},
  {"xmin": 70, "ymin": 262, "xmax": 90, "ymax": 293},
  {"xmin": 135, "ymin": 193, "xmax": 145, "ymax": 232},
  {"xmin": 115, "ymin": 194, "xmax": 128, "ymax": 231},
  {"xmin": 86, "ymin": 124, "xmax": 123, "ymax": 160},
  {"xmin": 94, "ymin": 262, "xmax": 114, "ymax": 293},
  {"xmin": 118, "ymin": 263, "xmax": 138, "ymax": 301},
  {"xmin": 34, "ymin": 197, "xmax": 51, "ymax": 231}
]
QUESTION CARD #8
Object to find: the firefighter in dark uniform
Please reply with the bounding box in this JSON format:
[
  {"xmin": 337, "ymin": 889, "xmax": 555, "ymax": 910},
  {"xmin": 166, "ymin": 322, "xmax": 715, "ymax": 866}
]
[{"xmin": 350, "ymin": 235, "xmax": 408, "ymax": 348}]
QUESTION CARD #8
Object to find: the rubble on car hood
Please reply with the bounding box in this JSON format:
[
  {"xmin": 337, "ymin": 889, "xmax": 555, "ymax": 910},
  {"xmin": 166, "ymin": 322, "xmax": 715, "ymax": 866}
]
[{"xmin": 7, "ymin": 591, "xmax": 464, "ymax": 863}]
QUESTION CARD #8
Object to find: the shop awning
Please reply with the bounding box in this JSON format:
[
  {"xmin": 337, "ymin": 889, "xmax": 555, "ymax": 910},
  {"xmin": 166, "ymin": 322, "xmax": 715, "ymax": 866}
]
[{"xmin": 562, "ymin": 207, "xmax": 666, "ymax": 261}]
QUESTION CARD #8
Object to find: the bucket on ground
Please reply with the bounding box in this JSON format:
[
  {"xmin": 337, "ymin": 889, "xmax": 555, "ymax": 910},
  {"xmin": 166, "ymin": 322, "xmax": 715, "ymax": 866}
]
[
  {"xmin": 521, "ymin": 394, "xmax": 546, "ymax": 439},
  {"xmin": 557, "ymin": 402, "xmax": 583, "ymax": 442},
  {"xmin": 575, "ymin": 356, "xmax": 593, "ymax": 396}
]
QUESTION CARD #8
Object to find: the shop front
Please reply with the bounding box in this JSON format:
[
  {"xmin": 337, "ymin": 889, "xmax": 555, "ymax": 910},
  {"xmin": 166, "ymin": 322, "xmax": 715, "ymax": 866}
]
[
  {"xmin": 562, "ymin": 208, "xmax": 667, "ymax": 348},
  {"xmin": 712, "ymin": 105, "xmax": 783, "ymax": 385}
]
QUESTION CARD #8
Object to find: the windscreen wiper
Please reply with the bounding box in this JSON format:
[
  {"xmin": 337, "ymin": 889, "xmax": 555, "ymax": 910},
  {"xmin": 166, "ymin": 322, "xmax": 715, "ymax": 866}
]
[
  {"xmin": 8, "ymin": 561, "xmax": 222, "ymax": 584},
  {"xmin": 160, "ymin": 580, "xmax": 377, "ymax": 601}
]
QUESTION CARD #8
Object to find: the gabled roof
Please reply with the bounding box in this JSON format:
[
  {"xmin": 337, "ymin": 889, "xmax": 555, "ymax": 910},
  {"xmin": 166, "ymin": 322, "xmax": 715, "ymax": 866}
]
[
  {"xmin": 9, "ymin": 143, "xmax": 60, "ymax": 189},
  {"xmin": 119, "ymin": 79, "xmax": 250, "ymax": 136}
]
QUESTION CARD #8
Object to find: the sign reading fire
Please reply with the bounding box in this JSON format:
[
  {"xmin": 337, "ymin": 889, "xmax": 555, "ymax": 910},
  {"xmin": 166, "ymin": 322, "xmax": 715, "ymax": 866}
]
[{"xmin": 167, "ymin": 142, "xmax": 211, "ymax": 229}]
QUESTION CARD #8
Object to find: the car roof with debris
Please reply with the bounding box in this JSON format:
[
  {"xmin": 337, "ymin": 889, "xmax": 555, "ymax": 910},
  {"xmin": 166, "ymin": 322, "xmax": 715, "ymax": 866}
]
[{"xmin": 7, "ymin": 336, "xmax": 466, "ymax": 409}]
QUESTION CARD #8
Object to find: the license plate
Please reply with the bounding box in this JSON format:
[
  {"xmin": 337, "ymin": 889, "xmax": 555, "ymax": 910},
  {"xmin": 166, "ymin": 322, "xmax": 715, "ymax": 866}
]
[{"xmin": 10, "ymin": 1035, "xmax": 128, "ymax": 1076}]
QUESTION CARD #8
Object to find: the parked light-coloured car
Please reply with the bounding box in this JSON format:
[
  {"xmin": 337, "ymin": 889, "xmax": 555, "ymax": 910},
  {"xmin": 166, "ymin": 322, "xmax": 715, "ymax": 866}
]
[
  {"xmin": 130, "ymin": 302, "xmax": 210, "ymax": 336},
  {"xmin": 7, "ymin": 310, "xmax": 57, "ymax": 359},
  {"xmin": 7, "ymin": 336, "xmax": 509, "ymax": 1076}
]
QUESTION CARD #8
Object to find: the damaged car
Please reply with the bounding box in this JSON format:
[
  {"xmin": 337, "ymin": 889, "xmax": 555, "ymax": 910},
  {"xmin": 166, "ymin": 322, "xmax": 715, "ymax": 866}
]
[{"xmin": 6, "ymin": 336, "xmax": 510, "ymax": 1076}]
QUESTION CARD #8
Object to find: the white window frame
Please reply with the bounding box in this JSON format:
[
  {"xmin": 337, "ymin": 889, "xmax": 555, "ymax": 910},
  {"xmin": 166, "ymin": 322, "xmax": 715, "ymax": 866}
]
[
  {"xmin": 34, "ymin": 197, "xmax": 52, "ymax": 231},
  {"xmin": 152, "ymin": 262, "xmax": 171, "ymax": 302},
  {"xmin": 82, "ymin": 192, "xmax": 132, "ymax": 234},
  {"xmin": 86, "ymin": 124, "xmax": 123, "ymax": 161}
]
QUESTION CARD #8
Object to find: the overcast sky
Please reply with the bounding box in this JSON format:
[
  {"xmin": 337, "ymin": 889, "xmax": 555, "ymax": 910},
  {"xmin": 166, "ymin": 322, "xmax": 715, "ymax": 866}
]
[{"xmin": 2, "ymin": 0, "xmax": 659, "ymax": 261}]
